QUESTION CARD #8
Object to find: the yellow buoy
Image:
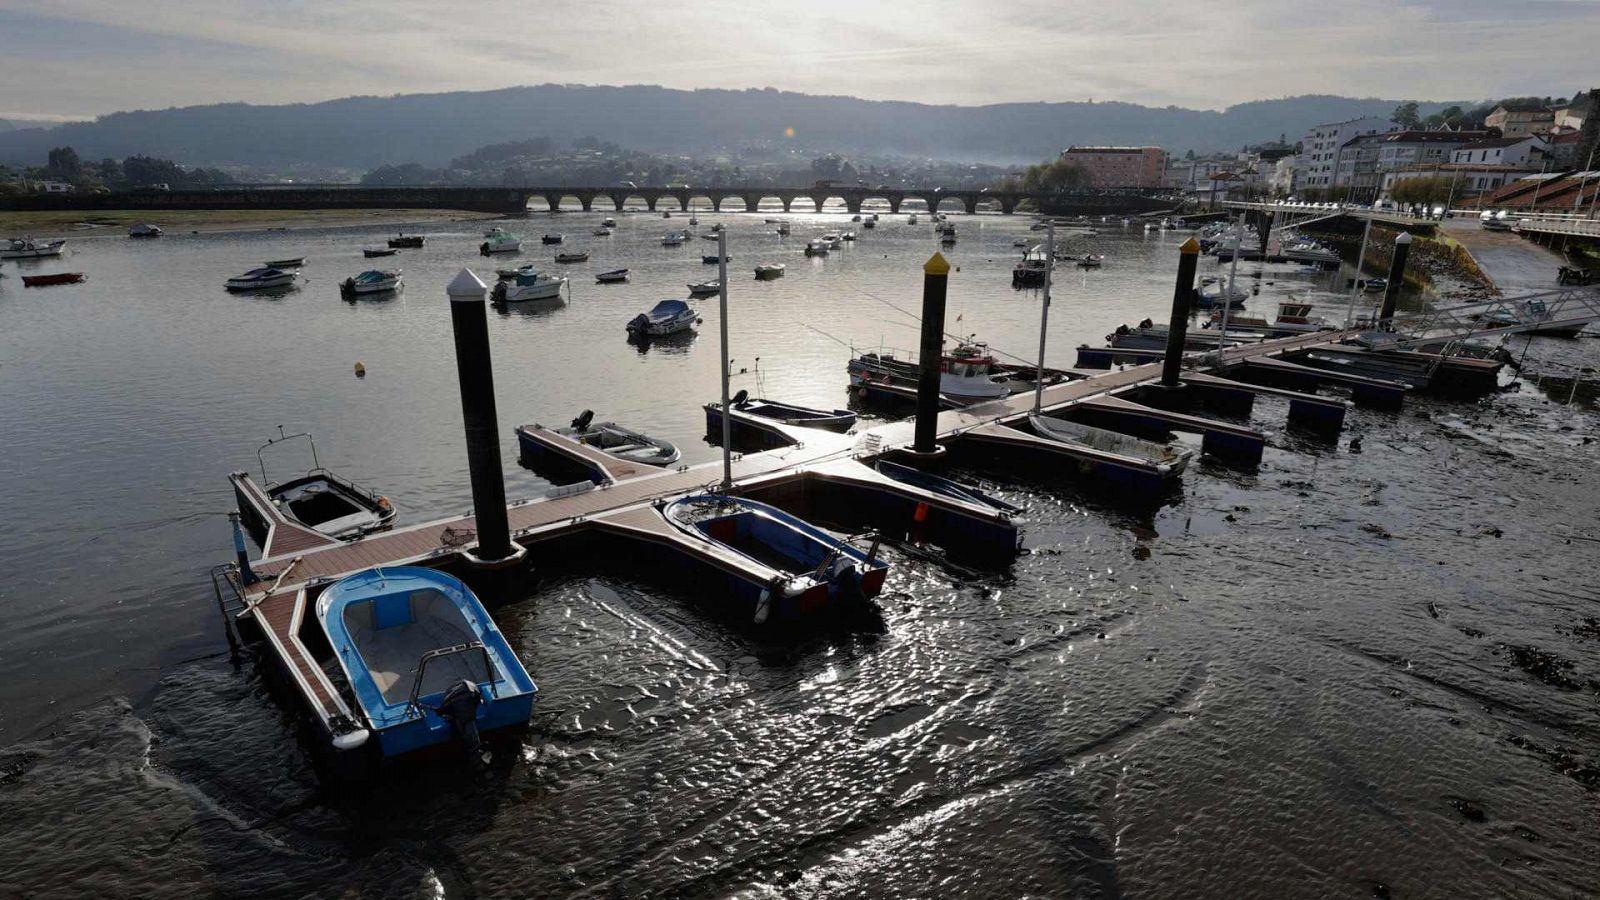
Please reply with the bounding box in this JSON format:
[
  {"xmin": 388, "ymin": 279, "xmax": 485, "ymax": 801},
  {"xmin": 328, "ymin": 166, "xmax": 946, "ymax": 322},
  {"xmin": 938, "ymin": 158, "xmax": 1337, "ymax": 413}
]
[{"xmin": 353, "ymin": 362, "xmax": 367, "ymax": 378}]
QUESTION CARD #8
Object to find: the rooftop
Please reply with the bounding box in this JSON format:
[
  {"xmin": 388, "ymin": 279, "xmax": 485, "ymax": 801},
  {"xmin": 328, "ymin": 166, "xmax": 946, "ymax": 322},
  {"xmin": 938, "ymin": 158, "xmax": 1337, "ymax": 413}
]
[
  {"xmin": 1457, "ymin": 137, "xmax": 1537, "ymax": 150},
  {"xmin": 1383, "ymin": 130, "xmax": 1491, "ymax": 144}
]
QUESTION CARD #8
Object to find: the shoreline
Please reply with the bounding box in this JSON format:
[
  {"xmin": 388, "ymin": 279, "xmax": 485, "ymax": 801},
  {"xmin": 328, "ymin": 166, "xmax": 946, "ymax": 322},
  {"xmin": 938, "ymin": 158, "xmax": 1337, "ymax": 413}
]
[{"xmin": 0, "ymin": 208, "xmax": 506, "ymax": 239}]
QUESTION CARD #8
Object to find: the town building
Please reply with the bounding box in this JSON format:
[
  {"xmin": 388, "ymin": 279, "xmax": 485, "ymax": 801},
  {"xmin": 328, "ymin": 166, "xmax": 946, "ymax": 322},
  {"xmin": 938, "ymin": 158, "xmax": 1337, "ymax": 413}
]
[
  {"xmin": 1059, "ymin": 146, "xmax": 1168, "ymax": 188},
  {"xmin": 1299, "ymin": 116, "xmax": 1399, "ymax": 190},
  {"xmin": 1450, "ymin": 136, "xmax": 1551, "ymax": 168},
  {"xmin": 40, "ymin": 181, "xmax": 74, "ymax": 193},
  {"xmin": 1381, "ymin": 163, "xmax": 1541, "ymax": 200},
  {"xmin": 1484, "ymin": 101, "xmax": 1556, "ymax": 138},
  {"xmin": 1270, "ymin": 155, "xmax": 1299, "ymax": 196},
  {"xmin": 1331, "ymin": 130, "xmax": 1490, "ymax": 202},
  {"xmin": 1553, "ymin": 93, "xmax": 1592, "ymax": 131}
]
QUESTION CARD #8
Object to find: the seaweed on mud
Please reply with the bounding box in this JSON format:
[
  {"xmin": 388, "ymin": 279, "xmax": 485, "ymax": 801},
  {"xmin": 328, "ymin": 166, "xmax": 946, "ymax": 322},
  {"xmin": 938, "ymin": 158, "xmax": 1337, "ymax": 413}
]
[{"xmin": 1495, "ymin": 644, "xmax": 1583, "ymax": 690}]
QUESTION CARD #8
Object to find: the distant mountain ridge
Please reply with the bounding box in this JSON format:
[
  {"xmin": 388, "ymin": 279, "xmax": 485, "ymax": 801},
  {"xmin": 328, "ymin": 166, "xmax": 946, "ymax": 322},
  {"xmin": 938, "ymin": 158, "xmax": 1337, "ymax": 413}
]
[{"xmin": 0, "ymin": 85, "xmax": 1456, "ymax": 170}]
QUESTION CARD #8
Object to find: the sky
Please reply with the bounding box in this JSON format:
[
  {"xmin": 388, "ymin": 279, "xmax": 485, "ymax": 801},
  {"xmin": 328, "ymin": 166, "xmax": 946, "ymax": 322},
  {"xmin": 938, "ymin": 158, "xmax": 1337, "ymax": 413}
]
[{"xmin": 1, "ymin": 0, "xmax": 1596, "ymax": 121}]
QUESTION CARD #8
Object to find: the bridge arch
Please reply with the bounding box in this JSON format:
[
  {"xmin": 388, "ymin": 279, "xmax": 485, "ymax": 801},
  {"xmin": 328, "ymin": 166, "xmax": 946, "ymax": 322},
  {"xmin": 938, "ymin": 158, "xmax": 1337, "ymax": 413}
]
[
  {"xmin": 685, "ymin": 194, "xmax": 720, "ymax": 213},
  {"xmin": 857, "ymin": 195, "xmax": 902, "ymax": 215}
]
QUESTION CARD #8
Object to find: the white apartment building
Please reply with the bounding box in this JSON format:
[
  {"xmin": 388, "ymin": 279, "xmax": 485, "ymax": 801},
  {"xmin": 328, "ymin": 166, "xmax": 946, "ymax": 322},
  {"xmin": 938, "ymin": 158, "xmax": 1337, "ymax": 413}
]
[{"xmin": 1300, "ymin": 116, "xmax": 1399, "ymax": 190}]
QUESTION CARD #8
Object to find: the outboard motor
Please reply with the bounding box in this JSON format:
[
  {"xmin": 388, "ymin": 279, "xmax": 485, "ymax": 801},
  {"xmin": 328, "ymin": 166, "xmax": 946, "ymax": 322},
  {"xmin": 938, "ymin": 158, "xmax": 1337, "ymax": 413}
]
[
  {"xmin": 732, "ymin": 388, "xmax": 750, "ymax": 406},
  {"xmin": 436, "ymin": 679, "xmax": 484, "ymax": 759},
  {"xmin": 570, "ymin": 409, "xmax": 595, "ymax": 432}
]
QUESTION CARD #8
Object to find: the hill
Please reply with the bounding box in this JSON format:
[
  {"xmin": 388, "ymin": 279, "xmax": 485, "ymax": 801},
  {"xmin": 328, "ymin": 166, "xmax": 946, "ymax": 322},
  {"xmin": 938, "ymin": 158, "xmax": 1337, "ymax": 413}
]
[{"xmin": 0, "ymin": 85, "xmax": 1456, "ymax": 170}]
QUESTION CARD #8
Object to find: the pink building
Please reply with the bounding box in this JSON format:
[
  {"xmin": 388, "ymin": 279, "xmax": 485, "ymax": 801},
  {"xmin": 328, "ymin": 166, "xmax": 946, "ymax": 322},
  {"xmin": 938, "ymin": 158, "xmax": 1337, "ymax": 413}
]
[{"xmin": 1060, "ymin": 146, "xmax": 1169, "ymax": 188}]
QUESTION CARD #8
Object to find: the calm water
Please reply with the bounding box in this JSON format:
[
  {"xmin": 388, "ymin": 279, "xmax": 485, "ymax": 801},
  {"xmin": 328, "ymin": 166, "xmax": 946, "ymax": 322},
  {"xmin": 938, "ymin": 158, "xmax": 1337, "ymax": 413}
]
[{"xmin": 1, "ymin": 209, "xmax": 1597, "ymax": 898}]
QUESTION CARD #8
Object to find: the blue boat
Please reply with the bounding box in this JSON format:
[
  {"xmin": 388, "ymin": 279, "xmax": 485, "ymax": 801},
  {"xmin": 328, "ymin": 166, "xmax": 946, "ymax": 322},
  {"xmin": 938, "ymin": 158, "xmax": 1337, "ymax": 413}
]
[
  {"xmin": 315, "ymin": 567, "xmax": 536, "ymax": 758},
  {"xmin": 662, "ymin": 495, "xmax": 889, "ymax": 624},
  {"xmin": 874, "ymin": 459, "xmax": 1023, "ymax": 514}
]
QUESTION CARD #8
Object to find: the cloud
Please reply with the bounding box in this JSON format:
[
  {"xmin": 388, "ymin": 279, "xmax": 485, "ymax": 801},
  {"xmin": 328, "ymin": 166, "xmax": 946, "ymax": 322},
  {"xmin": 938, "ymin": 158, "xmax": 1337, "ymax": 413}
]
[{"xmin": 0, "ymin": 0, "xmax": 1594, "ymax": 118}]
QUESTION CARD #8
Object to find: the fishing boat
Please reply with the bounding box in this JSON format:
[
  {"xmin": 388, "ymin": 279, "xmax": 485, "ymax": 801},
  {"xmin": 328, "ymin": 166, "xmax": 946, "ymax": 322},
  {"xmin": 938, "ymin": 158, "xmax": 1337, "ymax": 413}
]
[
  {"xmin": 1, "ymin": 237, "xmax": 66, "ymax": 259},
  {"xmin": 592, "ymin": 227, "xmax": 613, "ymax": 237},
  {"xmin": 1029, "ymin": 414, "xmax": 1194, "ymax": 478},
  {"xmin": 754, "ymin": 264, "xmax": 786, "ymax": 279},
  {"xmin": 264, "ymin": 256, "xmax": 305, "ymax": 269},
  {"xmin": 848, "ymin": 338, "xmax": 1015, "ymax": 404},
  {"xmin": 491, "ymin": 269, "xmax": 566, "ymax": 303},
  {"xmin": 313, "ymin": 566, "xmax": 537, "ymax": 758},
  {"xmin": 874, "ymin": 459, "xmax": 1022, "ymax": 514},
  {"xmin": 602, "ymin": 217, "xmax": 617, "ymax": 228},
  {"xmin": 340, "ymin": 269, "xmax": 402, "ymax": 298},
  {"xmin": 225, "ymin": 266, "xmax": 298, "ymax": 292},
  {"xmin": 480, "ymin": 231, "xmax": 523, "ymax": 255},
  {"xmin": 388, "ymin": 234, "xmax": 424, "ymax": 249},
  {"xmin": 127, "ymin": 223, "xmax": 162, "ymax": 238},
  {"xmin": 555, "ymin": 250, "xmax": 589, "ymax": 263},
  {"xmin": 541, "ymin": 233, "xmax": 564, "ymax": 245},
  {"xmin": 626, "ymin": 299, "xmax": 698, "ymax": 338},
  {"xmin": 363, "ymin": 247, "xmax": 399, "ymax": 258},
  {"xmin": 939, "ymin": 225, "xmax": 957, "ymax": 244},
  {"xmin": 595, "ymin": 268, "xmax": 630, "ymax": 284},
  {"xmin": 549, "ymin": 410, "xmax": 681, "ymax": 466},
  {"xmin": 688, "ymin": 280, "xmax": 720, "ymax": 296},
  {"xmin": 250, "ymin": 429, "xmax": 398, "ymax": 539},
  {"xmin": 1012, "ymin": 248, "xmax": 1049, "ymax": 287},
  {"xmin": 804, "ymin": 240, "xmax": 829, "ymax": 257},
  {"xmin": 706, "ymin": 389, "xmax": 857, "ymax": 432},
  {"xmin": 662, "ymin": 495, "xmax": 889, "ymax": 624},
  {"xmin": 21, "ymin": 272, "xmax": 85, "ymax": 287},
  {"xmin": 702, "ymin": 254, "xmax": 732, "ymax": 265}
]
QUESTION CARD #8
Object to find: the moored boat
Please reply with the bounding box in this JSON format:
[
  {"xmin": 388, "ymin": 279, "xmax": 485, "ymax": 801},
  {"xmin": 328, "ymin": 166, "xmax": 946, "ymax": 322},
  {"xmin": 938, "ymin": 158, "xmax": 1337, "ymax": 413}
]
[
  {"xmin": 661, "ymin": 232, "xmax": 688, "ymax": 246},
  {"xmin": 1, "ymin": 237, "xmax": 66, "ymax": 259},
  {"xmin": 602, "ymin": 217, "xmax": 617, "ymax": 228},
  {"xmin": 662, "ymin": 495, "xmax": 889, "ymax": 624},
  {"xmin": 554, "ymin": 250, "xmax": 589, "ymax": 263},
  {"xmin": 128, "ymin": 223, "xmax": 162, "ymax": 238},
  {"xmin": 1075, "ymin": 254, "xmax": 1102, "ymax": 268},
  {"xmin": 626, "ymin": 299, "xmax": 698, "ymax": 338},
  {"xmin": 542, "ymin": 233, "xmax": 564, "ymax": 244},
  {"xmin": 313, "ymin": 566, "xmax": 536, "ymax": 758},
  {"xmin": 340, "ymin": 269, "xmax": 402, "ymax": 298},
  {"xmin": 491, "ymin": 269, "xmax": 566, "ymax": 303},
  {"xmin": 550, "ymin": 410, "xmax": 681, "ymax": 466},
  {"xmin": 595, "ymin": 268, "xmax": 630, "ymax": 284},
  {"xmin": 702, "ymin": 254, "xmax": 732, "ymax": 264},
  {"xmin": 363, "ymin": 247, "xmax": 399, "ymax": 258},
  {"xmin": 226, "ymin": 266, "xmax": 298, "ymax": 292},
  {"xmin": 264, "ymin": 256, "xmax": 305, "ymax": 269},
  {"xmin": 1028, "ymin": 413, "xmax": 1193, "ymax": 479},
  {"xmin": 874, "ymin": 459, "xmax": 1022, "ymax": 514},
  {"xmin": 251, "ymin": 429, "xmax": 398, "ymax": 539},
  {"xmin": 21, "ymin": 272, "xmax": 85, "ymax": 287},
  {"xmin": 388, "ymin": 234, "xmax": 424, "ymax": 249},
  {"xmin": 754, "ymin": 263, "xmax": 785, "ymax": 279},
  {"xmin": 480, "ymin": 231, "xmax": 523, "ymax": 255},
  {"xmin": 1012, "ymin": 247, "xmax": 1049, "ymax": 286},
  {"xmin": 592, "ymin": 227, "xmax": 613, "ymax": 236},
  {"xmin": 775, "ymin": 223, "xmax": 791, "ymax": 235},
  {"xmin": 688, "ymin": 280, "xmax": 720, "ymax": 296},
  {"xmin": 706, "ymin": 389, "xmax": 856, "ymax": 432},
  {"xmin": 804, "ymin": 240, "xmax": 829, "ymax": 257}
]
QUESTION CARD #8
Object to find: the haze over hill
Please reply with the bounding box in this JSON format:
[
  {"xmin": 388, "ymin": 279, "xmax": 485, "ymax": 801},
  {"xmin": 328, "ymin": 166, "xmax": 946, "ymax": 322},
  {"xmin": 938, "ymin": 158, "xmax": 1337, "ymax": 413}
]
[{"xmin": 0, "ymin": 84, "xmax": 1457, "ymax": 172}]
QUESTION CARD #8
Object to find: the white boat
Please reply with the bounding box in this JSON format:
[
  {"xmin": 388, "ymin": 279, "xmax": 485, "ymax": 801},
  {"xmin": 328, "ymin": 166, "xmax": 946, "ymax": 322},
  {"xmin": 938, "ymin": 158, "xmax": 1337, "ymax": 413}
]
[
  {"xmin": 495, "ymin": 264, "xmax": 539, "ymax": 280},
  {"xmin": 340, "ymin": 269, "xmax": 402, "ymax": 297},
  {"xmin": 627, "ymin": 299, "xmax": 698, "ymax": 337},
  {"xmin": 804, "ymin": 240, "xmax": 830, "ymax": 257},
  {"xmin": 661, "ymin": 232, "xmax": 688, "ymax": 246},
  {"xmin": 938, "ymin": 340, "xmax": 1011, "ymax": 402},
  {"xmin": 754, "ymin": 264, "xmax": 786, "ymax": 279},
  {"xmin": 480, "ymin": 231, "xmax": 523, "ymax": 255},
  {"xmin": 821, "ymin": 233, "xmax": 842, "ymax": 248},
  {"xmin": 2, "ymin": 237, "xmax": 66, "ymax": 259},
  {"xmin": 491, "ymin": 269, "xmax": 567, "ymax": 303},
  {"xmin": 689, "ymin": 216, "xmax": 700, "ymax": 226},
  {"xmin": 554, "ymin": 250, "xmax": 589, "ymax": 263},
  {"xmin": 602, "ymin": 217, "xmax": 617, "ymax": 228},
  {"xmin": 1029, "ymin": 414, "xmax": 1193, "ymax": 476},
  {"xmin": 225, "ymin": 266, "xmax": 298, "ymax": 292},
  {"xmin": 688, "ymin": 280, "xmax": 720, "ymax": 296},
  {"xmin": 128, "ymin": 223, "xmax": 162, "ymax": 238},
  {"xmin": 551, "ymin": 411, "xmax": 681, "ymax": 467}
]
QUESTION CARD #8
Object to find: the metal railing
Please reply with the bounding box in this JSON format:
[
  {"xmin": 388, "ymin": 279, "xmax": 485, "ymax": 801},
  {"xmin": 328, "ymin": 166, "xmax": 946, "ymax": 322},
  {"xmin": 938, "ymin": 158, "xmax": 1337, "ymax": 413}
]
[
  {"xmin": 1374, "ymin": 286, "xmax": 1600, "ymax": 348},
  {"xmin": 406, "ymin": 641, "xmax": 496, "ymax": 717}
]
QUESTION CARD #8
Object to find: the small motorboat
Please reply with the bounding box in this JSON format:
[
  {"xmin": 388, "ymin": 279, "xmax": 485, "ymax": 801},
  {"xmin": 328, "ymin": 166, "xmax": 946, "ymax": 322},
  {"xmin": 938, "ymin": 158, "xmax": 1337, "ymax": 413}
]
[
  {"xmin": 661, "ymin": 232, "xmax": 687, "ymax": 246},
  {"xmin": 363, "ymin": 247, "xmax": 399, "ymax": 258},
  {"xmin": 602, "ymin": 217, "xmax": 617, "ymax": 228},
  {"xmin": 253, "ymin": 428, "xmax": 397, "ymax": 539},
  {"xmin": 874, "ymin": 459, "xmax": 1022, "ymax": 514},
  {"xmin": 264, "ymin": 256, "xmax": 305, "ymax": 269},
  {"xmin": 480, "ymin": 231, "xmax": 523, "ymax": 255},
  {"xmin": 841, "ymin": 231, "xmax": 856, "ymax": 241},
  {"xmin": 495, "ymin": 264, "xmax": 537, "ymax": 280},
  {"xmin": 1029, "ymin": 414, "xmax": 1193, "ymax": 477},
  {"xmin": 908, "ymin": 214, "xmax": 919, "ymax": 225},
  {"xmin": 592, "ymin": 227, "xmax": 613, "ymax": 237},
  {"xmin": 226, "ymin": 266, "xmax": 298, "ymax": 291},
  {"xmin": 765, "ymin": 218, "xmax": 783, "ymax": 224},
  {"xmin": 1360, "ymin": 277, "xmax": 1388, "ymax": 294},
  {"xmin": 851, "ymin": 214, "xmax": 862, "ymax": 222},
  {"xmin": 939, "ymin": 339, "xmax": 1013, "ymax": 402},
  {"xmin": 710, "ymin": 389, "xmax": 856, "ymax": 432},
  {"xmin": 804, "ymin": 240, "xmax": 829, "ymax": 257},
  {"xmin": 542, "ymin": 233, "xmax": 564, "ymax": 245},
  {"xmin": 492, "ymin": 269, "xmax": 566, "ymax": 303},
  {"xmin": 627, "ymin": 299, "xmax": 698, "ymax": 338},
  {"xmin": 754, "ymin": 264, "xmax": 786, "ymax": 279},
  {"xmin": 1012, "ymin": 238, "xmax": 1029, "ymax": 247},
  {"xmin": 555, "ymin": 250, "xmax": 589, "ymax": 263},
  {"xmin": 662, "ymin": 495, "xmax": 889, "ymax": 624},
  {"xmin": 388, "ymin": 234, "xmax": 424, "ymax": 249},
  {"xmin": 702, "ymin": 254, "xmax": 732, "ymax": 264},
  {"xmin": 595, "ymin": 268, "xmax": 630, "ymax": 284},
  {"xmin": 313, "ymin": 566, "xmax": 536, "ymax": 758},
  {"xmin": 340, "ymin": 269, "xmax": 402, "ymax": 298},
  {"xmin": 1195, "ymin": 281, "xmax": 1248, "ymax": 310},
  {"xmin": 560, "ymin": 410, "xmax": 680, "ymax": 466},
  {"xmin": 1012, "ymin": 250, "xmax": 1049, "ymax": 286},
  {"xmin": 708, "ymin": 222, "xmax": 721, "ymax": 231},
  {"xmin": 821, "ymin": 233, "xmax": 842, "ymax": 248},
  {"xmin": 663, "ymin": 211, "xmax": 672, "ymax": 218},
  {"xmin": 862, "ymin": 219, "xmax": 876, "ymax": 230},
  {"xmin": 1076, "ymin": 255, "xmax": 1102, "ymax": 268},
  {"xmin": 1, "ymin": 237, "xmax": 66, "ymax": 259},
  {"xmin": 21, "ymin": 272, "xmax": 85, "ymax": 287},
  {"xmin": 127, "ymin": 223, "xmax": 162, "ymax": 238},
  {"xmin": 688, "ymin": 280, "xmax": 720, "ymax": 296},
  {"xmin": 701, "ymin": 233, "xmax": 722, "ymax": 241}
]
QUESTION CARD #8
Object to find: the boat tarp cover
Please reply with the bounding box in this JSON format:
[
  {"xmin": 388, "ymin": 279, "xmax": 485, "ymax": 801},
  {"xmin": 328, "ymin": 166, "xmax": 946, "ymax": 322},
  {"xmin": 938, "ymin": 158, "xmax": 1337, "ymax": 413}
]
[{"xmin": 650, "ymin": 299, "xmax": 690, "ymax": 317}]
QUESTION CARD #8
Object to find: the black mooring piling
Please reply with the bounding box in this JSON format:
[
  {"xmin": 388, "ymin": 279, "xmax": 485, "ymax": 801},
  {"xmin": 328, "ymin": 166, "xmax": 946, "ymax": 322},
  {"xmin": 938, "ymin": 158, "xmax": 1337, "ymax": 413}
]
[
  {"xmin": 1379, "ymin": 231, "xmax": 1412, "ymax": 327},
  {"xmin": 1257, "ymin": 211, "xmax": 1273, "ymax": 257},
  {"xmin": 446, "ymin": 268, "xmax": 513, "ymax": 562},
  {"xmin": 1160, "ymin": 238, "xmax": 1202, "ymax": 389},
  {"xmin": 913, "ymin": 252, "xmax": 952, "ymax": 455}
]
